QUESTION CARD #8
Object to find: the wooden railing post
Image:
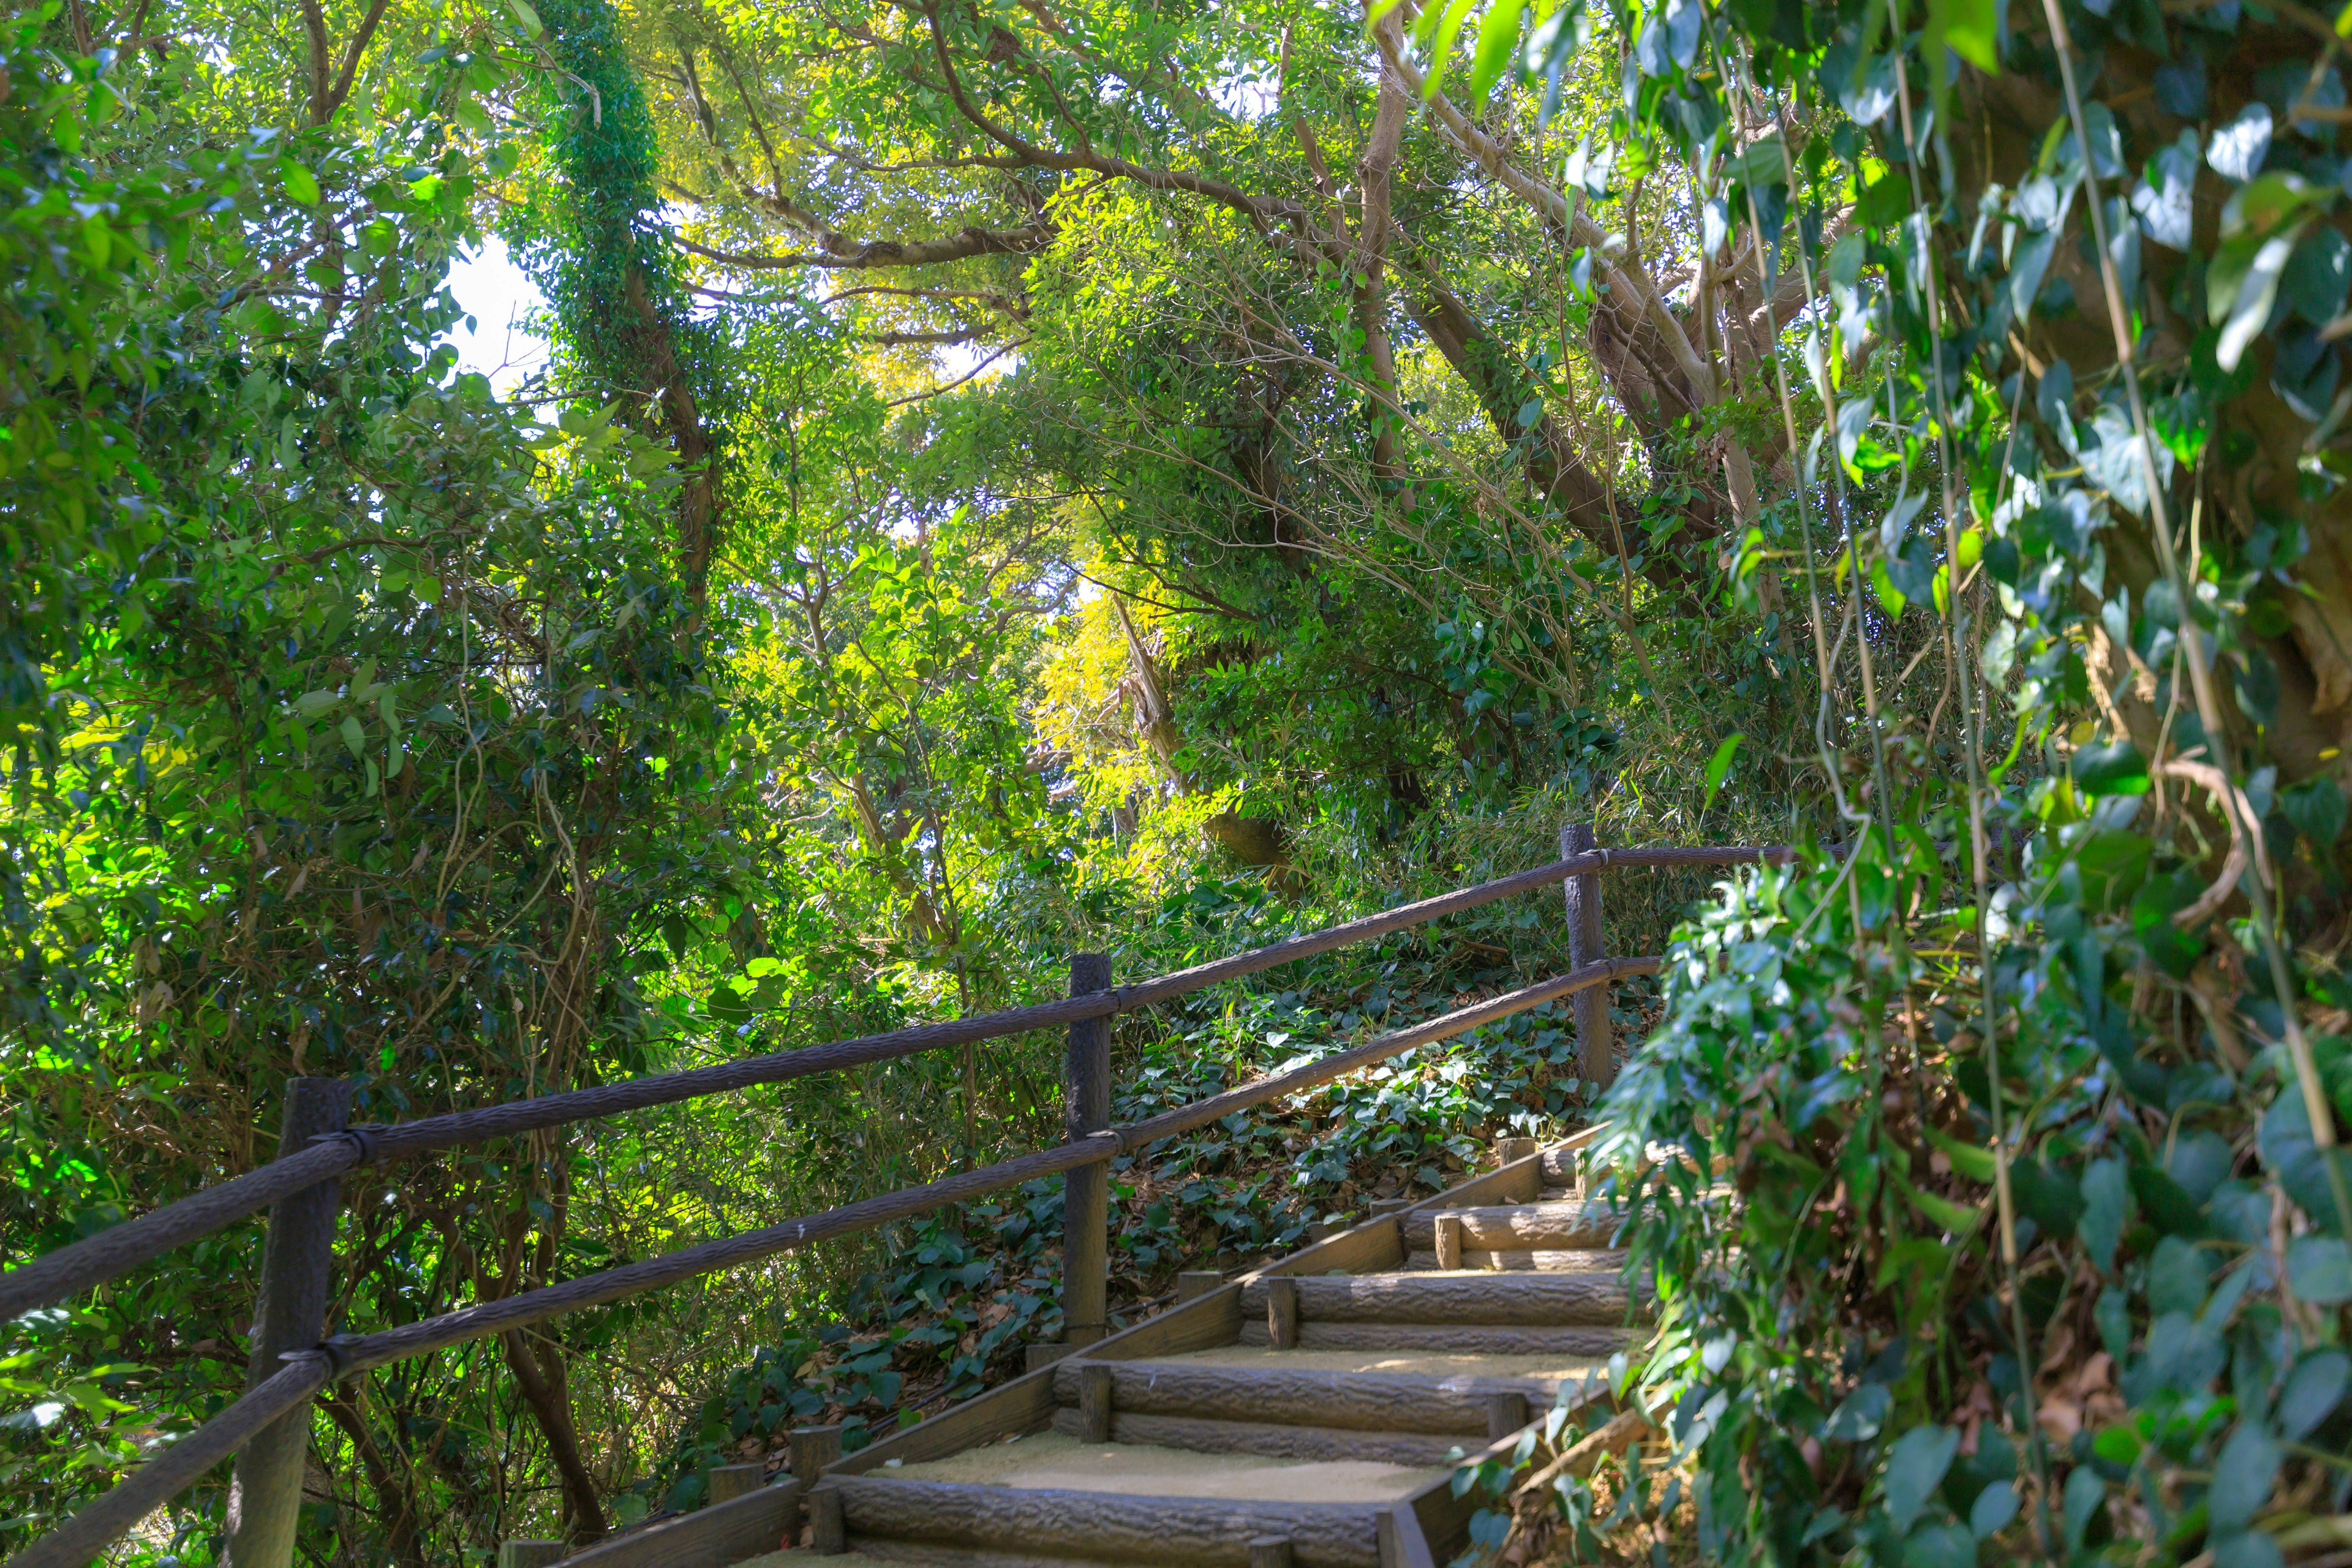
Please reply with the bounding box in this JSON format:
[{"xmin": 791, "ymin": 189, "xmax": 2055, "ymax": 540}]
[
  {"xmin": 1062, "ymin": 952, "xmax": 1112, "ymax": 1347},
  {"xmin": 225, "ymin": 1077, "xmax": 351, "ymax": 1568},
  {"xmin": 1561, "ymin": 823, "xmax": 1613, "ymax": 1092}
]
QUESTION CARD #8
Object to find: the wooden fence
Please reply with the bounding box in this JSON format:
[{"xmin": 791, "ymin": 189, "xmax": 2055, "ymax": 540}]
[{"xmin": 0, "ymin": 832, "xmax": 1798, "ymax": 1568}]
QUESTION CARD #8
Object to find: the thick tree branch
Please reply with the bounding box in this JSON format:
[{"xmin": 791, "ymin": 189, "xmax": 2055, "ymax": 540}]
[{"xmin": 673, "ymin": 223, "xmax": 1056, "ymax": 271}]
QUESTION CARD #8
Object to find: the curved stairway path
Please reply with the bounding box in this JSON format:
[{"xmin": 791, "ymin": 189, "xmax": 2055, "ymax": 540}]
[{"xmin": 729, "ymin": 1132, "xmax": 1644, "ymax": 1568}]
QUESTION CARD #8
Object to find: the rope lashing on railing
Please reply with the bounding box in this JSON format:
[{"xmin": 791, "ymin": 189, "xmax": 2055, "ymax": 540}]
[
  {"xmin": 2, "ymin": 954, "xmax": 1657, "ymax": 1567},
  {"xmin": 6, "ymin": 1352, "xmax": 334, "ymax": 1568},
  {"xmin": 0, "ymin": 846, "xmax": 1776, "ymax": 1321}
]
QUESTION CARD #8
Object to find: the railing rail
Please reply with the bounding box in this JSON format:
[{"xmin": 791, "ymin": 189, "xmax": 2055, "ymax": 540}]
[
  {"xmin": 1, "ymin": 833, "xmax": 1797, "ymax": 1568},
  {"xmin": 0, "ymin": 842, "xmax": 1789, "ymax": 1324}
]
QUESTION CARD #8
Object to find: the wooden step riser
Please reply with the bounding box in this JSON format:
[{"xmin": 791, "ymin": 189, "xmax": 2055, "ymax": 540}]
[
  {"xmin": 828, "ymin": 1477, "xmax": 1382, "ymax": 1568},
  {"xmin": 1050, "ymin": 1360, "xmax": 1555, "ymax": 1435},
  {"xmin": 1238, "ymin": 1273, "xmax": 1634, "ymax": 1327},
  {"xmin": 1237, "ymin": 1321, "xmax": 1634, "ymax": 1356},
  {"xmin": 1404, "ymin": 1249, "xmax": 1626, "ymax": 1272},
  {"xmin": 1048, "ymin": 1406, "xmax": 1476, "ymax": 1468},
  {"xmin": 841, "ymin": 1544, "xmax": 1140, "ymax": 1567},
  {"xmin": 1396, "ymin": 1205, "xmax": 1616, "ymax": 1251}
]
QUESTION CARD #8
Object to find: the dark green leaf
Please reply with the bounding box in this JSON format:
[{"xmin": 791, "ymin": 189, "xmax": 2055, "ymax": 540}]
[
  {"xmin": 2287, "ymin": 1235, "xmax": 2352, "ymax": 1303},
  {"xmin": 2208, "ymin": 1424, "xmax": 2280, "ymax": 1533},
  {"xmin": 1883, "ymin": 1424, "xmax": 1959, "ymax": 1532},
  {"xmin": 2073, "ymin": 740, "xmax": 2149, "ymax": 797}
]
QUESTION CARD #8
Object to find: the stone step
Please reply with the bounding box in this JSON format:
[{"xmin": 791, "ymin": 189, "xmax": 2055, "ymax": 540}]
[
  {"xmin": 1239, "ymin": 1272, "xmax": 1635, "ymax": 1327},
  {"xmin": 1047, "ymin": 1408, "xmax": 1474, "ymax": 1468},
  {"xmin": 1396, "ymin": 1203, "xmax": 1617, "ymax": 1252},
  {"xmin": 824, "ymin": 1476, "xmax": 1385, "ymax": 1568},
  {"xmin": 1051, "ymin": 1359, "xmax": 1561, "ymax": 1435}
]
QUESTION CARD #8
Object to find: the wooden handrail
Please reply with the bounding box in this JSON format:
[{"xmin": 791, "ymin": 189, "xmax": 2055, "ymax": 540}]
[
  {"xmin": 0, "ymin": 843, "xmax": 1785, "ymax": 1321},
  {"xmin": 5, "ymin": 956, "xmax": 1654, "ymax": 1568}
]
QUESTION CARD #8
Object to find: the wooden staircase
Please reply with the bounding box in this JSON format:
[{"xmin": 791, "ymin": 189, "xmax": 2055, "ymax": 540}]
[{"xmin": 745, "ymin": 1134, "xmax": 1641, "ymax": 1567}]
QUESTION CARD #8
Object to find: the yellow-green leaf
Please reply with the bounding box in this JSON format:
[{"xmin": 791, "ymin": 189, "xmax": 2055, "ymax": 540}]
[
  {"xmin": 1468, "ymin": 0, "xmax": 1527, "ymax": 110},
  {"xmin": 1921, "ymin": 1124, "xmax": 2000, "ymax": 1183},
  {"xmin": 279, "ymin": 157, "xmax": 320, "ymax": 207}
]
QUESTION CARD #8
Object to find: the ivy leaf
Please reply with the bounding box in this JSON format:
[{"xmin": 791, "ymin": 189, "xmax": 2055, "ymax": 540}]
[
  {"xmin": 1883, "ymin": 1424, "xmax": 1960, "ymax": 1532},
  {"xmin": 2010, "ymin": 1158, "xmax": 2084, "ymax": 1240},
  {"xmin": 2063, "ymin": 1468, "xmax": 2107, "ymax": 1550},
  {"xmin": 2283, "ymin": 776, "xmax": 2348, "ymax": 850},
  {"xmin": 2209, "ymin": 223, "xmax": 2305, "ymax": 374},
  {"xmin": 2261, "ymin": 1094, "xmax": 2352, "ymax": 1232},
  {"xmin": 2279, "ymin": 1351, "xmax": 2350, "ymax": 1439},
  {"xmin": 1823, "ymin": 1381, "xmax": 1891, "ymax": 1442},
  {"xmin": 2081, "ymin": 1158, "xmax": 2128, "ymax": 1270},
  {"xmin": 2132, "ymin": 131, "xmax": 2199, "ymax": 251},
  {"xmin": 2209, "ymin": 1424, "xmax": 2281, "ymax": 1534},
  {"xmin": 2283, "ymin": 227, "xmax": 2351, "ymax": 325},
  {"xmin": 2207, "ymin": 104, "xmax": 2272, "ymax": 183},
  {"xmin": 2287, "ymin": 1235, "xmax": 2352, "ymax": 1303},
  {"xmin": 1925, "ymin": 0, "xmax": 1998, "ymax": 72},
  {"xmin": 1969, "ymin": 1480, "xmax": 2019, "ymax": 1540},
  {"xmin": 2073, "ymin": 739, "xmax": 2150, "ymax": 797}
]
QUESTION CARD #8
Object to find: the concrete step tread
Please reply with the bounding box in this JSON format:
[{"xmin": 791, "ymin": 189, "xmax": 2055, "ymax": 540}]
[
  {"xmin": 1396, "ymin": 1202, "xmax": 1620, "ymax": 1253},
  {"xmin": 1052, "ymin": 1358, "xmax": 1579, "ymax": 1435},
  {"xmin": 1400, "ymin": 1250, "xmax": 1628, "ymax": 1273},
  {"xmin": 1235, "ymin": 1320, "xmax": 1634, "ymax": 1355},
  {"xmin": 1240, "ymin": 1270, "xmax": 1638, "ymax": 1327},
  {"xmin": 821, "ymin": 1469, "xmax": 1394, "ymax": 1567}
]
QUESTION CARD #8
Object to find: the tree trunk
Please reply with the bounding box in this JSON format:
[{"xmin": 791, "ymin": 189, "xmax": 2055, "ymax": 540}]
[{"xmin": 500, "ymin": 1328, "xmax": 610, "ymax": 1542}]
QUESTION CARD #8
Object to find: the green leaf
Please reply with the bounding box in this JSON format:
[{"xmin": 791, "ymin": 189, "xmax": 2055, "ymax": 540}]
[
  {"xmin": 1467, "ymin": 0, "xmax": 1527, "ymax": 110},
  {"xmin": 1825, "ymin": 1382, "xmax": 1892, "ymax": 1442},
  {"xmin": 2072, "ymin": 739, "xmax": 2150, "ymax": 797},
  {"xmin": 2081, "ymin": 1157, "xmax": 2128, "ymax": 1270},
  {"xmin": 1415, "ymin": 0, "xmax": 1480, "ymax": 95},
  {"xmin": 2260, "ymin": 1094, "xmax": 2352, "ymax": 1231},
  {"xmin": 2063, "ymin": 1466, "xmax": 2106, "ymax": 1549},
  {"xmin": 338, "ymin": 714, "xmax": 367, "ymax": 758},
  {"xmin": 1968, "ymin": 1480, "xmax": 2018, "ymax": 1539},
  {"xmin": 1891, "ymin": 1164, "xmax": 1982, "ymax": 1232},
  {"xmin": 2280, "ymin": 1351, "xmax": 2349, "ymax": 1439},
  {"xmin": 2209, "ymin": 224, "xmax": 2305, "ymax": 373},
  {"xmin": 1920, "ymin": 1125, "xmax": 1998, "ymax": 1183},
  {"xmin": 2010, "ymin": 1158, "xmax": 2083, "ymax": 1240},
  {"xmin": 279, "ymin": 157, "xmax": 320, "ymax": 206},
  {"xmin": 2283, "ymin": 776, "xmax": 2347, "ymax": 850},
  {"xmin": 1703, "ymin": 733, "xmax": 1744, "ymax": 814},
  {"xmin": 1871, "ymin": 558, "xmax": 1907, "ymax": 617},
  {"xmin": 2284, "ymin": 225, "xmax": 2351, "ymax": 325},
  {"xmin": 2148, "ymin": 1234, "xmax": 2212, "ymax": 1316},
  {"xmin": 2130, "ymin": 1164, "xmax": 2211, "ymax": 1238},
  {"xmin": 2209, "ymin": 1423, "xmax": 2280, "ymax": 1533},
  {"xmin": 2213, "ymin": 1532, "xmax": 2285, "ymax": 1568},
  {"xmin": 1926, "ymin": 0, "xmax": 1999, "ymax": 71},
  {"xmin": 1883, "ymin": 1424, "xmax": 1960, "ymax": 1532},
  {"xmin": 2287, "ymin": 1235, "xmax": 2352, "ymax": 1303},
  {"xmin": 1903, "ymin": 1521, "xmax": 1975, "ymax": 1568}
]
